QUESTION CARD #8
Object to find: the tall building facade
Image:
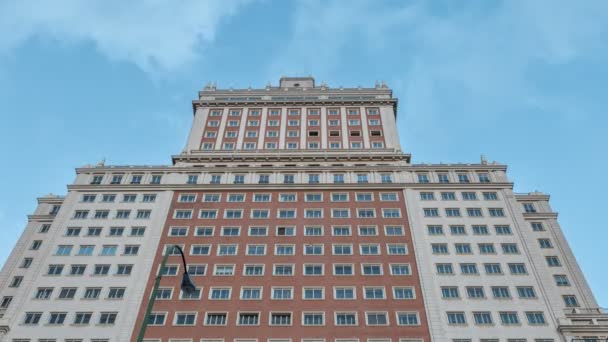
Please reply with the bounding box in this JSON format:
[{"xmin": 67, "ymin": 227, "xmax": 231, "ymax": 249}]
[{"xmin": 0, "ymin": 77, "xmax": 605, "ymax": 342}]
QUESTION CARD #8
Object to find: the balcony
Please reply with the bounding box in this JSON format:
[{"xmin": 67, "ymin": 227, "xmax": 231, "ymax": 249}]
[{"xmin": 558, "ymin": 308, "xmax": 608, "ymax": 341}]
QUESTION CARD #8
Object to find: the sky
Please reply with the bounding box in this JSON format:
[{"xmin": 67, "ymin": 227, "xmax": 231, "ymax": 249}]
[{"xmin": 0, "ymin": 0, "xmax": 607, "ymax": 305}]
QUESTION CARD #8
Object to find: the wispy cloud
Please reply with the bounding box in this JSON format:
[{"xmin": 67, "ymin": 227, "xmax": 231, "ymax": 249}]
[
  {"xmin": 272, "ymin": 0, "xmax": 608, "ymax": 124},
  {"xmin": 0, "ymin": 0, "xmax": 252, "ymax": 74}
]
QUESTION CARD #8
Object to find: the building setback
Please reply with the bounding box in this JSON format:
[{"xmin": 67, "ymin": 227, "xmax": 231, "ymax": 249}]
[{"xmin": 0, "ymin": 77, "xmax": 605, "ymax": 342}]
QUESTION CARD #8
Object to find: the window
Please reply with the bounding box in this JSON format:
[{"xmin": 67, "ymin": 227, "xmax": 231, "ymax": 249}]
[
  {"xmin": 305, "ymin": 209, "xmax": 323, "ymax": 218},
  {"xmin": 110, "ymin": 174, "xmax": 123, "ymax": 184},
  {"xmin": 447, "ymin": 312, "xmax": 466, "ymax": 325},
  {"xmin": 224, "ymin": 209, "xmax": 243, "ymax": 219},
  {"xmin": 417, "ymin": 174, "xmax": 429, "ymax": 183},
  {"xmin": 357, "ymin": 174, "xmax": 368, "ymax": 184},
  {"xmin": 99, "ymin": 312, "xmax": 117, "ymax": 325},
  {"xmin": 248, "ymin": 226, "xmax": 267, "ymax": 236},
  {"xmin": 238, "ymin": 287, "xmax": 261, "ymax": 300},
  {"xmin": 333, "ymin": 264, "xmax": 353, "ymax": 275},
  {"xmin": 304, "ymin": 244, "xmax": 323, "ymax": 255},
  {"xmin": 210, "ymin": 174, "xmax": 221, "ymax": 184},
  {"xmin": 205, "ymin": 313, "xmax": 227, "ymax": 326},
  {"xmin": 218, "ymin": 244, "xmax": 237, "ymax": 256},
  {"xmin": 460, "ymin": 263, "xmax": 478, "ymax": 275},
  {"xmin": 517, "ymin": 286, "xmax": 537, "ymax": 299},
  {"xmin": 364, "ymin": 287, "xmax": 385, "ymax": 299},
  {"xmin": 108, "ymin": 287, "xmax": 125, "ymax": 299},
  {"xmin": 490, "ymin": 286, "xmax": 510, "ymax": 299},
  {"xmin": 101, "ymin": 245, "xmax": 117, "ymax": 256},
  {"xmin": 546, "ymin": 256, "xmax": 561, "ymax": 267},
  {"xmin": 251, "ymin": 209, "xmax": 270, "ymax": 219},
  {"xmin": 74, "ymin": 312, "xmax": 92, "ymax": 325},
  {"xmin": 83, "ymin": 287, "xmax": 101, "ymax": 299},
  {"xmin": 222, "ymin": 226, "xmax": 241, "ymax": 236},
  {"xmin": 539, "ymin": 239, "xmax": 553, "ymax": 248},
  {"xmin": 273, "ymin": 264, "xmax": 294, "ymax": 276},
  {"xmin": 116, "ymin": 264, "xmax": 133, "ymax": 275},
  {"xmin": 420, "ymin": 192, "xmax": 435, "ymax": 200},
  {"xmin": 276, "ymin": 244, "xmax": 295, "ymax": 256},
  {"xmin": 489, "ymin": 208, "xmax": 505, "ymax": 217},
  {"xmin": 525, "ymin": 312, "xmax": 546, "ymax": 325},
  {"xmin": 332, "ymin": 209, "xmax": 350, "ymax": 218},
  {"xmin": 424, "ymin": 208, "xmax": 439, "ymax": 217},
  {"xmin": 366, "ymin": 312, "xmax": 388, "ymax": 325},
  {"xmin": 358, "ymin": 209, "xmax": 375, "ymax": 218},
  {"xmin": 397, "ymin": 312, "xmax": 419, "ymax": 326},
  {"xmin": 55, "ymin": 245, "xmax": 73, "ymax": 256},
  {"xmin": 531, "ymin": 222, "xmax": 545, "ymax": 231},
  {"xmin": 108, "ymin": 226, "xmax": 124, "ymax": 236},
  {"xmin": 242, "ymin": 264, "xmax": 264, "ymax": 276},
  {"xmin": 90, "ymin": 175, "xmax": 103, "ymax": 184},
  {"xmin": 465, "ymin": 208, "xmax": 482, "ymax": 217},
  {"xmin": 209, "ymin": 288, "xmax": 231, "ymax": 300},
  {"xmin": 305, "ymin": 226, "xmax": 323, "ymax": 236},
  {"xmin": 334, "ymin": 287, "xmax": 355, "ymax": 300},
  {"xmin": 499, "ymin": 312, "xmax": 519, "ymax": 325},
  {"xmin": 473, "ymin": 312, "xmax": 493, "ymax": 325},
  {"xmin": 462, "ymin": 192, "xmax": 477, "ymax": 200},
  {"xmin": 39, "ymin": 224, "xmax": 51, "ymax": 233},
  {"xmin": 148, "ymin": 312, "xmax": 166, "ymax": 326},
  {"xmin": 276, "ymin": 226, "xmax": 295, "ymax": 236},
  {"xmin": 458, "ymin": 173, "xmax": 470, "ymax": 183},
  {"xmin": 383, "ymin": 208, "xmax": 401, "ymax": 218},
  {"xmin": 360, "ymin": 244, "xmax": 380, "ymax": 255},
  {"xmin": 150, "ymin": 175, "xmax": 162, "ymax": 184},
  {"xmin": 238, "ymin": 313, "xmax": 259, "ymax": 326},
  {"xmin": 174, "ymin": 312, "xmax": 196, "ymax": 326},
  {"xmin": 554, "ymin": 274, "xmax": 570, "ymax": 286},
  {"xmin": 58, "ymin": 287, "xmax": 77, "ymax": 299},
  {"xmin": 35, "ymin": 287, "xmax": 53, "ymax": 299},
  {"xmin": 124, "ymin": 245, "xmax": 140, "ymax": 255},
  {"xmin": 47, "ymin": 264, "xmax": 64, "ymax": 275},
  {"xmin": 272, "ymin": 287, "xmax": 293, "ymax": 300},
  {"xmin": 523, "ymin": 203, "xmax": 536, "ymax": 213},
  {"xmin": 390, "ymin": 264, "xmax": 411, "ymax": 275},
  {"xmin": 393, "ymin": 287, "xmax": 415, "ymax": 299},
  {"xmin": 270, "ymin": 312, "xmax": 292, "ymax": 326},
  {"xmin": 24, "ymin": 312, "xmax": 42, "ymax": 325},
  {"xmin": 335, "ymin": 312, "xmax": 357, "ymax": 326},
  {"xmin": 94, "ymin": 264, "xmax": 110, "ymax": 275},
  {"xmin": 495, "ymin": 225, "xmax": 512, "ymax": 235},
  {"xmin": 303, "ymin": 312, "xmax": 324, "ymax": 326},
  {"xmin": 563, "ymin": 295, "xmax": 579, "ymax": 307},
  {"xmin": 427, "ymin": 225, "xmax": 444, "ymax": 235},
  {"xmin": 455, "ymin": 243, "xmax": 472, "ymax": 254},
  {"xmin": 441, "ymin": 192, "xmax": 456, "ymax": 200},
  {"xmin": 387, "ymin": 244, "xmax": 408, "ymax": 255},
  {"xmin": 333, "ymin": 244, "xmax": 352, "ymax": 255},
  {"xmin": 191, "ymin": 245, "xmax": 211, "ymax": 256},
  {"xmin": 73, "ymin": 210, "xmax": 89, "ymax": 219},
  {"xmin": 484, "ymin": 263, "xmax": 502, "ymax": 274},
  {"xmin": 303, "ymin": 287, "xmax": 324, "ymax": 300},
  {"xmin": 359, "ymin": 226, "xmax": 377, "ymax": 236},
  {"xmin": 450, "ymin": 225, "xmax": 466, "ymax": 235},
  {"xmin": 431, "ymin": 243, "xmax": 449, "ymax": 254},
  {"xmin": 502, "ymin": 243, "xmax": 519, "ymax": 254},
  {"xmin": 466, "ymin": 287, "xmax": 485, "ymax": 299},
  {"xmin": 70, "ymin": 264, "xmax": 87, "ymax": 275},
  {"xmin": 477, "ymin": 243, "xmax": 496, "ymax": 254},
  {"xmin": 483, "ymin": 191, "xmax": 498, "ymax": 200},
  {"xmin": 509, "ymin": 264, "xmax": 528, "ymax": 274},
  {"xmin": 441, "ymin": 287, "xmax": 459, "ymax": 299},
  {"xmin": 20, "ymin": 258, "xmax": 33, "ymax": 268},
  {"xmin": 199, "ymin": 210, "xmax": 217, "ymax": 219},
  {"xmin": 436, "ymin": 264, "xmax": 454, "ymax": 275},
  {"xmin": 362, "ymin": 264, "xmax": 383, "ymax": 275}
]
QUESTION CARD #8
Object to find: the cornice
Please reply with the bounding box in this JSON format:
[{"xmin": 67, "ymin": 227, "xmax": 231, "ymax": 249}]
[
  {"xmin": 409, "ymin": 164, "xmax": 507, "ymax": 171},
  {"xmin": 172, "ymin": 150, "xmax": 411, "ymax": 164},
  {"xmin": 192, "ymin": 98, "xmax": 399, "ymax": 116},
  {"xmin": 67, "ymin": 182, "xmax": 514, "ymax": 192},
  {"xmin": 27, "ymin": 214, "xmax": 58, "ymax": 221},
  {"xmin": 515, "ymin": 193, "xmax": 550, "ymax": 201},
  {"xmin": 522, "ymin": 212, "xmax": 559, "ymax": 219}
]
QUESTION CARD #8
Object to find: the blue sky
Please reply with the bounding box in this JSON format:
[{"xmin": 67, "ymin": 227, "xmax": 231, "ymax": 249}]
[{"xmin": 0, "ymin": 0, "xmax": 607, "ymax": 305}]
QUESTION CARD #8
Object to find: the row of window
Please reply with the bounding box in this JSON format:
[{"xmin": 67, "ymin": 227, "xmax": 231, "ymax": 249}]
[
  {"xmin": 23, "ymin": 311, "xmax": 117, "ymax": 326},
  {"xmin": 154, "ymin": 285, "xmax": 415, "ymax": 301},
  {"xmin": 45, "ymin": 263, "xmax": 134, "ymax": 276},
  {"xmin": 427, "ymin": 224, "xmax": 512, "ymax": 236},
  {"xmin": 417, "ymin": 172, "xmax": 491, "ymax": 184},
  {"xmin": 423, "ymin": 207, "xmax": 505, "ymax": 218},
  {"xmin": 148, "ymin": 310, "xmax": 421, "ymax": 327},
  {"xmin": 163, "ymin": 243, "xmax": 408, "ymax": 256},
  {"xmin": 53, "ymin": 244, "xmax": 141, "ymax": 256},
  {"xmin": 207, "ymin": 108, "xmax": 380, "ymax": 117},
  {"xmin": 201, "ymin": 141, "xmax": 386, "ymax": 151},
  {"xmin": 445, "ymin": 311, "xmax": 547, "ymax": 326},
  {"xmin": 90, "ymin": 174, "xmax": 161, "ymax": 185},
  {"xmin": 434, "ymin": 259, "xmax": 563, "ymax": 275},
  {"xmin": 80, "ymin": 193, "xmax": 157, "ymax": 203},
  {"xmin": 62, "ymin": 226, "xmax": 146, "ymax": 237},
  {"xmin": 420, "ymin": 191, "xmax": 499, "ymax": 201},
  {"xmin": 177, "ymin": 192, "xmax": 400, "ymax": 203},
  {"xmin": 12, "ymin": 339, "xmax": 110, "ymax": 342},
  {"xmin": 160, "ymin": 263, "xmax": 412, "ymax": 277},
  {"xmin": 439, "ymin": 285, "xmax": 580, "ymax": 306},
  {"xmin": 72, "ymin": 209, "xmax": 151, "ymax": 220},
  {"xmin": 174, "ymin": 208, "xmax": 402, "ymax": 220},
  {"xmin": 183, "ymin": 173, "xmax": 393, "ymax": 185},
  {"xmin": 431, "ymin": 242, "xmax": 521, "ymax": 255},
  {"xmin": 205, "ymin": 118, "xmax": 383, "ymax": 128},
  {"xmin": 168, "ymin": 225, "xmax": 405, "ymax": 237},
  {"xmin": 32, "ymin": 286, "xmax": 125, "ymax": 300}
]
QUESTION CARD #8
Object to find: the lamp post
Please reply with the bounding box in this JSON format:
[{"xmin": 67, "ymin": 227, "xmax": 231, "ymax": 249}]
[{"xmin": 136, "ymin": 245, "xmax": 196, "ymax": 342}]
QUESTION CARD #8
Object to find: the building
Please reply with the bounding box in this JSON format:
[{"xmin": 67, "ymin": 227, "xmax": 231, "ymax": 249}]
[{"xmin": 0, "ymin": 77, "xmax": 605, "ymax": 342}]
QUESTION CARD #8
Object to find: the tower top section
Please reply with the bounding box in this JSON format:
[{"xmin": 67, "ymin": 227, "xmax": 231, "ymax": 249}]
[{"xmin": 279, "ymin": 76, "xmax": 315, "ymax": 88}]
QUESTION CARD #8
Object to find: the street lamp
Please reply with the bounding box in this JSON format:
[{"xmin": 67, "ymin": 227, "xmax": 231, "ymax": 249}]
[{"xmin": 136, "ymin": 245, "xmax": 196, "ymax": 342}]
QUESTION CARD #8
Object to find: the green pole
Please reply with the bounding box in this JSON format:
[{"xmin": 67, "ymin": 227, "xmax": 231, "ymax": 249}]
[{"xmin": 136, "ymin": 249, "xmax": 170, "ymax": 342}]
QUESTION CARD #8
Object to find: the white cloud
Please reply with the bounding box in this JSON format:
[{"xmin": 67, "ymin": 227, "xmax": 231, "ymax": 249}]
[
  {"xmin": 0, "ymin": 0, "xmax": 252, "ymax": 74},
  {"xmin": 272, "ymin": 0, "xmax": 608, "ymax": 122}
]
